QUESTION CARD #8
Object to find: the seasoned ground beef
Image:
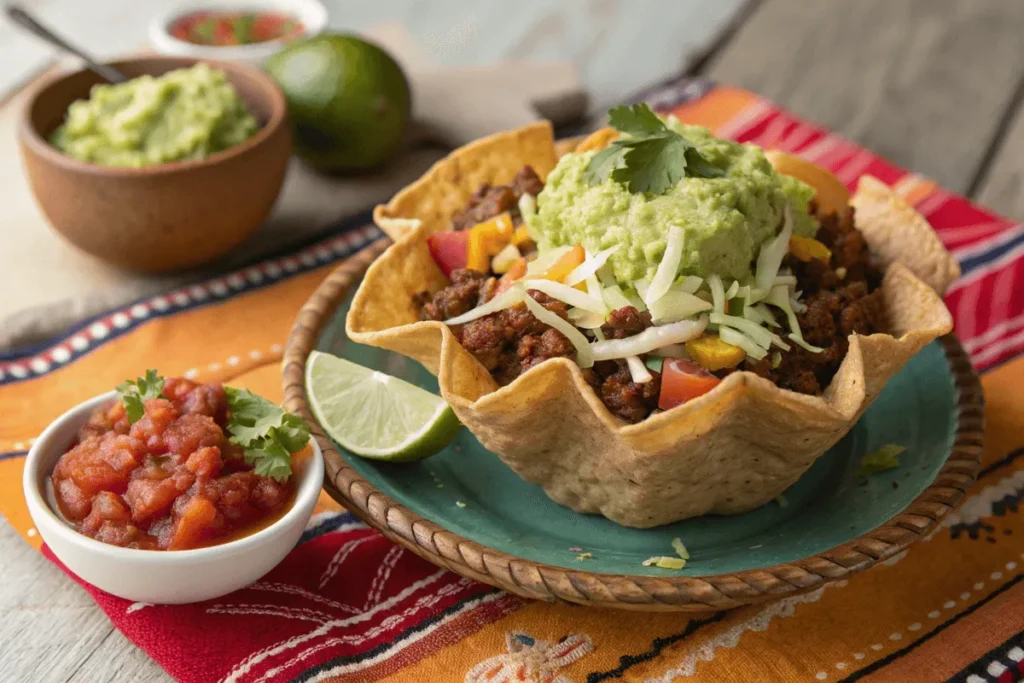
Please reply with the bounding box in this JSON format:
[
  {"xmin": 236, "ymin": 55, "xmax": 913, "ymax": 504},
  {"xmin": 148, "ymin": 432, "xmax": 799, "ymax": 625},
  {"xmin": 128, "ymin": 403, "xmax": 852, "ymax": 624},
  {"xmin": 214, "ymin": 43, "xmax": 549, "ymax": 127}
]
[
  {"xmin": 601, "ymin": 306, "xmax": 653, "ymax": 339},
  {"xmin": 584, "ymin": 362, "xmax": 661, "ymax": 424},
  {"xmin": 450, "ymin": 166, "xmax": 545, "ymax": 232},
  {"xmin": 413, "ymin": 269, "xmax": 495, "ymax": 321},
  {"xmin": 416, "ymin": 172, "xmax": 888, "ymax": 423},
  {"xmin": 735, "ymin": 204, "xmax": 887, "ymax": 394}
]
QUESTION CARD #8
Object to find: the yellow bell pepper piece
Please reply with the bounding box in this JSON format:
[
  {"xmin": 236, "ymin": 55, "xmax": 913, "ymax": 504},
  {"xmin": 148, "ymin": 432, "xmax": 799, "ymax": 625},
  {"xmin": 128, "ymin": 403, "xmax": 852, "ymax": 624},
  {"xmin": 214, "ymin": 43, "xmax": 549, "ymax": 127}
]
[
  {"xmin": 765, "ymin": 150, "xmax": 850, "ymax": 215},
  {"xmin": 788, "ymin": 235, "xmax": 832, "ymax": 263},
  {"xmin": 686, "ymin": 335, "xmax": 746, "ymax": 371},
  {"xmin": 511, "ymin": 224, "xmax": 533, "ymax": 247},
  {"xmin": 467, "ymin": 213, "xmax": 516, "ymax": 272},
  {"xmin": 538, "ymin": 244, "xmax": 586, "ymax": 283},
  {"xmin": 466, "ymin": 228, "xmax": 490, "ymax": 272}
]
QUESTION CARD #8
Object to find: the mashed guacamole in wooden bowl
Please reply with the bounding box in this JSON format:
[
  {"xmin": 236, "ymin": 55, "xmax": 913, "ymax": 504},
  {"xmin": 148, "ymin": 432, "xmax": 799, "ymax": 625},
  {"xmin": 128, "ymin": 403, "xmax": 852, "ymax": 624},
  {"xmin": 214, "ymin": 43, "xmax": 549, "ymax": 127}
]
[{"xmin": 50, "ymin": 63, "xmax": 259, "ymax": 168}]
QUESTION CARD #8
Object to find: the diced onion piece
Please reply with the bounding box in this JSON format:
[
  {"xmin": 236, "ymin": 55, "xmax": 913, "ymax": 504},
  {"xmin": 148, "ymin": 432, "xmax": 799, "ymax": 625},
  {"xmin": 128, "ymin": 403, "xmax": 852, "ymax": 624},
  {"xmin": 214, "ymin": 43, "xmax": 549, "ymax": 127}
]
[
  {"xmin": 491, "ymin": 243, "xmax": 522, "ymax": 274},
  {"xmin": 710, "ymin": 312, "xmax": 773, "ymax": 349},
  {"xmin": 645, "ymin": 224, "xmax": 685, "ymax": 308},
  {"xmin": 725, "ymin": 280, "xmax": 740, "ymax": 300},
  {"xmin": 444, "ymin": 284, "xmax": 525, "ymax": 325},
  {"xmin": 765, "ymin": 285, "xmax": 802, "ymax": 339},
  {"xmin": 524, "ymin": 294, "xmax": 593, "ymax": 368},
  {"xmin": 790, "ymin": 296, "xmax": 808, "ymax": 313},
  {"xmin": 634, "ymin": 277, "xmax": 651, "ymax": 299},
  {"xmin": 518, "ymin": 193, "xmax": 536, "ymax": 221},
  {"xmin": 678, "ymin": 275, "xmax": 703, "ymax": 294},
  {"xmin": 525, "ymin": 279, "xmax": 606, "ymax": 313},
  {"xmin": 602, "ymin": 285, "xmax": 633, "ymax": 311},
  {"xmin": 672, "ymin": 537, "xmax": 690, "ymax": 560},
  {"xmin": 518, "ymin": 194, "xmax": 538, "ymax": 241},
  {"xmin": 566, "ymin": 245, "xmax": 621, "ymax": 286},
  {"xmin": 651, "ymin": 343, "xmax": 688, "ymax": 358},
  {"xmin": 754, "ymin": 204, "xmax": 794, "ymax": 294},
  {"xmin": 626, "ymin": 356, "xmax": 654, "ymax": 383},
  {"xmin": 707, "ymin": 273, "xmax": 726, "ymax": 314},
  {"xmin": 649, "ymin": 290, "xmax": 713, "ymax": 323},
  {"xmin": 525, "ymin": 245, "xmax": 572, "ymax": 276},
  {"xmin": 591, "ymin": 316, "xmax": 709, "ymax": 361},
  {"xmin": 788, "ymin": 333, "xmax": 825, "ymax": 353},
  {"xmin": 568, "ymin": 307, "xmax": 606, "ymax": 329},
  {"xmin": 719, "ymin": 326, "xmax": 768, "ymax": 361}
]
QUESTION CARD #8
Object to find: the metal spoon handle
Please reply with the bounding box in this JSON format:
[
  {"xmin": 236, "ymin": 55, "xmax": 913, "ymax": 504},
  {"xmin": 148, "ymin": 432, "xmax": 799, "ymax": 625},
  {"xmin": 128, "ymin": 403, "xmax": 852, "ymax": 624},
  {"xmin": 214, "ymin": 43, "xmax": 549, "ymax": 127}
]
[{"xmin": 5, "ymin": 5, "xmax": 128, "ymax": 83}]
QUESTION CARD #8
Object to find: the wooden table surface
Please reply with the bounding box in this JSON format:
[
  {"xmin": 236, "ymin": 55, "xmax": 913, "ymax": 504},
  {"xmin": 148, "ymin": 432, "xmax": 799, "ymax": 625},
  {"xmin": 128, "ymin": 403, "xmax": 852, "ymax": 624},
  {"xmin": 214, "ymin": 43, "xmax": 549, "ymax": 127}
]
[{"xmin": 4, "ymin": 0, "xmax": 1024, "ymax": 680}]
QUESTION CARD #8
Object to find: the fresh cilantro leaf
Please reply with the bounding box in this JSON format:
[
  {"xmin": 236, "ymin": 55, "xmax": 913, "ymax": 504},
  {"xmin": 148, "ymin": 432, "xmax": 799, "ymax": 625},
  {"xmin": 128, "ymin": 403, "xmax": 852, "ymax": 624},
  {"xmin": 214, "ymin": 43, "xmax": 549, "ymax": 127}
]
[
  {"xmin": 582, "ymin": 144, "xmax": 626, "ymax": 186},
  {"xmin": 585, "ymin": 102, "xmax": 724, "ymax": 195},
  {"xmin": 224, "ymin": 387, "xmax": 310, "ymax": 482},
  {"xmin": 684, "ymin": 147, "xmax": 726, "ymax": 178},
  {"xmin": 612, "ymin": 137, "xmax": 687, "ymax": 195},
  {"xmin": 607, "ymin": 103, "xmax": 669, "ymax": 138},
  {"xmin": 857, "ymin": 444, "xmax": 906, "ymax": 476},
  {"xmin": 246, "ymin": 439, "xmax": 294, "ymax": 482},
  {"xmin": 116, "ymin": 369, "xmax": 165, "ymax": 423}
]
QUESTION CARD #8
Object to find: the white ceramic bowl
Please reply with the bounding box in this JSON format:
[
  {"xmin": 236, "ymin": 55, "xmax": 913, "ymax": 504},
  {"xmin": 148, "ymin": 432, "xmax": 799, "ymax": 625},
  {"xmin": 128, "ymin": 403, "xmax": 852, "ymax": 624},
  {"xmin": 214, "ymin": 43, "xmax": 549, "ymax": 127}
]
[
  {"xmin": 23, "ymin": 390, "xmax": 324, "ymax": 604},
  {"xmin": 149, "ymin": 0, "xmax": 329, "ymax": 65}
]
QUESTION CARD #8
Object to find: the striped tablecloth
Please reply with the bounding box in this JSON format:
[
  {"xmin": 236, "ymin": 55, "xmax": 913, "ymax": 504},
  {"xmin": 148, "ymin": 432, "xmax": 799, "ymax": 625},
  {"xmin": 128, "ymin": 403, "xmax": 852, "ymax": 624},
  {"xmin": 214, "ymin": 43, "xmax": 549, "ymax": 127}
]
[{"xmin": 1, "ymin": 77, "xmax": 1023, "ymax": 683}]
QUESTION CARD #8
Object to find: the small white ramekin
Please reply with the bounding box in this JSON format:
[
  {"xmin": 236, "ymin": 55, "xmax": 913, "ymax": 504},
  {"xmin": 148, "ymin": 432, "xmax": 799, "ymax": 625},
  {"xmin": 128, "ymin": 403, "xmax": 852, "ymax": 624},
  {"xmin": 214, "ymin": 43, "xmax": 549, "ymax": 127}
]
[
  {"xmin": 23, "ymin": 390, "xmax": 324, "ymax": 604},
  {"xmin": 149, "ymin": 0, "xmax": 329, "ymax": 65}
]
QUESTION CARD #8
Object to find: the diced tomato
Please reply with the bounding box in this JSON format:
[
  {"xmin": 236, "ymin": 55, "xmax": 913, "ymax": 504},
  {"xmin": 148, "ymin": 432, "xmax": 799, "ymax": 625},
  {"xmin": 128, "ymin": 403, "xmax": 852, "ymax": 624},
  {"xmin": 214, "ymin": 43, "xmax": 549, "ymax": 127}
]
[
  {"xmin": 426, "ymin": 231, "xmax": 469, "ymax": 278},
  {"xmin": 658, "ymin": 359, "xmax": 722, "ymax": 410}
]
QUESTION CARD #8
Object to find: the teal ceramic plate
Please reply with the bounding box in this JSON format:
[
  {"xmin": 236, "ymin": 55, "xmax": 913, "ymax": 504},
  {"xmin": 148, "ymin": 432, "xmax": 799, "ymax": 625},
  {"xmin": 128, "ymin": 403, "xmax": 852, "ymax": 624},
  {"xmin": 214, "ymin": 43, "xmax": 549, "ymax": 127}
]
[{"xmin": 286, "ymin": 249, "xmax": 983, "ymax": 609}]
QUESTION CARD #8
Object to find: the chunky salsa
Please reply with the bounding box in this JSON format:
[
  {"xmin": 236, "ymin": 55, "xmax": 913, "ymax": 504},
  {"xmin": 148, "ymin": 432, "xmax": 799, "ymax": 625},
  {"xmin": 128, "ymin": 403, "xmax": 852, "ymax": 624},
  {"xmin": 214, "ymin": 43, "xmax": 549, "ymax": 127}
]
[
  {"xmin": 415, "ymin": 167, "xmax": 886, "ymax": 424},
  {"xmin": 169, "ymin": 11, "xmax": 303, "ymax": 46},
  {"xmin": 52, "ymin": 377, "xmax": 305, "ymax": 550}
]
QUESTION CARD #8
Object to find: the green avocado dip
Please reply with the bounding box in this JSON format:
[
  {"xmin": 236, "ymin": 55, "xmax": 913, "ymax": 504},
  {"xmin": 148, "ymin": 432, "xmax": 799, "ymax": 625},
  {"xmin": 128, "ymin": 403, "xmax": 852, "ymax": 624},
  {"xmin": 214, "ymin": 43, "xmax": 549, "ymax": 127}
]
[
  {"xmin": 533, "ymin": 117, "xmax": 817, "ymax": 286},
  {"xmin": 50, "ymin": 63, "xmax": 259, "ymax": 168}
]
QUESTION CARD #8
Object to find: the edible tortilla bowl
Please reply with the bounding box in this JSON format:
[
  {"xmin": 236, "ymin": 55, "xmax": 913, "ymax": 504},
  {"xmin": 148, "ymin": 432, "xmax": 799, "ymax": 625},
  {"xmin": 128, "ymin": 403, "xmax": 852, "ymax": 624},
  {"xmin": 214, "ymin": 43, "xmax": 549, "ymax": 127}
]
[{"xmin": 347, "ymin": 121, "xmax": 958, "ymax": 528}]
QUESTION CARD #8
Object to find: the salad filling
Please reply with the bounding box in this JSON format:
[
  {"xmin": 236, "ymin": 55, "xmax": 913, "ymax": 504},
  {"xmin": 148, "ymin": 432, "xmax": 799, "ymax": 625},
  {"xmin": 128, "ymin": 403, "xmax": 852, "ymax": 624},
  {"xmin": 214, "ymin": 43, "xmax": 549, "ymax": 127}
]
[{"xmin": 414, "ymin": 108, "xmax": 887, "ymax": 423}]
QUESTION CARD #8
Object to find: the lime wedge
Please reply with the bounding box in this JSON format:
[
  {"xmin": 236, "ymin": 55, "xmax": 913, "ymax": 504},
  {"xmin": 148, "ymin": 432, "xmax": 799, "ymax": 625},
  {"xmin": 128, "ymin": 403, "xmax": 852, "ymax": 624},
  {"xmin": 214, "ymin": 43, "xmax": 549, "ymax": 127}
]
[{"xmin": 305, "ymin": 351, "xmax": 461, "ymax": 461}]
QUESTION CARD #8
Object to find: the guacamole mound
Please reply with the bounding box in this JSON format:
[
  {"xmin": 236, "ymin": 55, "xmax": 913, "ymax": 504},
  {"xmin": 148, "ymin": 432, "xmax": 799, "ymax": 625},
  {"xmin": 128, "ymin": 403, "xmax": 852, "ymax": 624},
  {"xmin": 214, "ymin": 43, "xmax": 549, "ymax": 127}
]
[
  {"xmin": 533, "ymin": 118, "xmax": 817, "ymax": 285},
  {"xmin": 51, "ymin": 64, "xmax": 259, "ymax": 168}
]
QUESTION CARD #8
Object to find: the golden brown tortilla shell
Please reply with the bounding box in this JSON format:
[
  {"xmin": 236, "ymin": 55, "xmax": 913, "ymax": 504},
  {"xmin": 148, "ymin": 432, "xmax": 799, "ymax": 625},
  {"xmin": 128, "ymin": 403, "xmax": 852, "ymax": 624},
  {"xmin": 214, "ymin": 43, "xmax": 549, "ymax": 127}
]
[{"xmin": 348, "ymin": 124, "xmax": 955, "ymax": 528}]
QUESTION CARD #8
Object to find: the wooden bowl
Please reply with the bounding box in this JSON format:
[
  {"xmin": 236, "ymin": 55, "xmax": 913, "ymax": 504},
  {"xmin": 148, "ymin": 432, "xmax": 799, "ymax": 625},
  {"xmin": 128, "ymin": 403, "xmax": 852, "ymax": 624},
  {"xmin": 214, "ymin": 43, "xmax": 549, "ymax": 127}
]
[{"xmin": 18, "ymin": 56, "xmax": 291, "ymax": 273}]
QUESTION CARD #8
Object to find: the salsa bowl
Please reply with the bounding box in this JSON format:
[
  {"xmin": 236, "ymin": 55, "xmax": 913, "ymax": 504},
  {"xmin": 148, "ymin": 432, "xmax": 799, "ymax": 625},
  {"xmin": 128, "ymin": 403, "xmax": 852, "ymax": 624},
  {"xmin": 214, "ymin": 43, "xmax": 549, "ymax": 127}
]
[
  {"xmin": 18, "ymin": 56, "xmax": 291, "ymax": 273},
  {"xmin": 23, "ymin": 391, "xmax": 324, "ymax": 604}
]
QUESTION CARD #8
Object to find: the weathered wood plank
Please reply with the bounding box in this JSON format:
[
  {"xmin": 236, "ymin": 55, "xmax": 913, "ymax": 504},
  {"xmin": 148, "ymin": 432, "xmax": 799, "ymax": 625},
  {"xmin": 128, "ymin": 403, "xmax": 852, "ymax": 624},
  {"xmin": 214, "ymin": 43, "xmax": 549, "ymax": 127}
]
[
  {"xmin": 0, "ymin": 519, "xmax": 118, "ymax": 682},
  {"xmin": 68, "ymin": 630, "xmax": 173, "ymax": 683},
  {"xmin": 704, "ymin": 0, "xmax": 1024, "ymax": 195},
  {"xmin": 974, "ymin": 94, "xmax": 1024, "ymax": 222}
]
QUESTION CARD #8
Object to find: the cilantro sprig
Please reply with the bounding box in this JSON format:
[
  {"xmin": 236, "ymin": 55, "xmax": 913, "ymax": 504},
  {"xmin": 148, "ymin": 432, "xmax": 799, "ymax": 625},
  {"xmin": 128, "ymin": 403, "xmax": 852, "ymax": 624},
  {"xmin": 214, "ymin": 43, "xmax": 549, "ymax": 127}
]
[
  {"xmin": 114, "ymin": 371, "xmax": 309, "ymax": 482},
  {"xmin": 116, "ymin": 369, "xmax": 166, "ymax": 423},
  {"xmin": 584, "ymin": 103, "xmax": 724, "ymax": 195},
  {"xmin": 224, "ymin": 387, "xmax": 310, "ymax": 482}
]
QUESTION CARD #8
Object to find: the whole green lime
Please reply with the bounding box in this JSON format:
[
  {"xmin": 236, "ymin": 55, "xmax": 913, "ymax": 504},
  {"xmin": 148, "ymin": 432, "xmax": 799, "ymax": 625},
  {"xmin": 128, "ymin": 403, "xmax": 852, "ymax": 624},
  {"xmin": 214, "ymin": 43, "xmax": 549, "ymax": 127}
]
[{"xmin": 265, "ymin": 34, "xmax": 411, "ymax": 172}]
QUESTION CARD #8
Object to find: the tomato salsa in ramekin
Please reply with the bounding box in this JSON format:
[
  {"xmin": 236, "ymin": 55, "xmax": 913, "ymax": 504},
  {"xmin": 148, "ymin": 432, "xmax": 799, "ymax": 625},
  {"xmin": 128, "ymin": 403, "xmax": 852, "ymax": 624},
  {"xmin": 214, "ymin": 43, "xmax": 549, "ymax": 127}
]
[
  {"xmin": 169, "ymin": 11, "xmax": 304, "ymax": 46},
  {"xmin": 51, "ymin": 375, "xmax": 310, "ymax": 551}
]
